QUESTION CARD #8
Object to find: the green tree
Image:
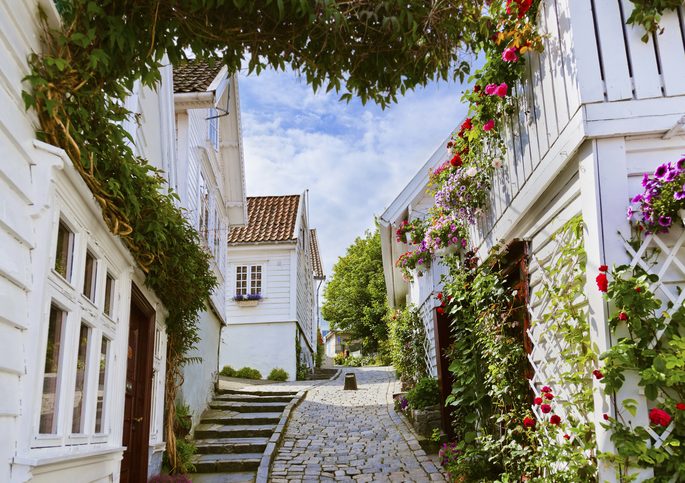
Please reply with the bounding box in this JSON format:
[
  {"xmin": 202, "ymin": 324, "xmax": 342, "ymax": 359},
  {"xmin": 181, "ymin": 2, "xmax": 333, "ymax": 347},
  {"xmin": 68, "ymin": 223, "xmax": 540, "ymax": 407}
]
[{"xmin": 322, "ymin": 228, "xmax": 388, "ymax": 353}]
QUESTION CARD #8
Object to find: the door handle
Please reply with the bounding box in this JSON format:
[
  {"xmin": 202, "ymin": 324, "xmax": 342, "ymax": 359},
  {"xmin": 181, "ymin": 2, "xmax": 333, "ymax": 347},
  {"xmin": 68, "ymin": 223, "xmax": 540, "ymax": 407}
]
[{"xmin": 134, "ymin": 417, "xmax": 143, "ymax": 423}]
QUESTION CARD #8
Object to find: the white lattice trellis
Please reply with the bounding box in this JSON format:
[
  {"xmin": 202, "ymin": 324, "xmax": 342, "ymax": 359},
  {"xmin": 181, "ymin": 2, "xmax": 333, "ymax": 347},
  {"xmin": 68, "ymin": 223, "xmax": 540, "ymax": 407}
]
[
  {"xmin": 623, "ymin": 224, "xmax": 685, "ymax": 468},
  {"xmin": 418, "ymin": 301, "xmax": 437, "ymax": 378},
  {"xmin": 527, "ymin": 224, "xmax": 591, "ymax": 427}
]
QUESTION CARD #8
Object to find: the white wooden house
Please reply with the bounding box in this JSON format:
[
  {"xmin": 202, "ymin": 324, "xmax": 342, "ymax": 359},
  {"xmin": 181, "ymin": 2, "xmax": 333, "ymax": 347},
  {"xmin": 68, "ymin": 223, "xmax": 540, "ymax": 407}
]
[
  {"xmin": 382, "ymin": 1, "xmax": 685, "ymax": 480},
  {"xmin": 220, "ymin": 194, "xmax": 324, "ymax": 381},
  {"xmin": 0, "ymin": 1, "xmax": 169, "ymax": 481}
]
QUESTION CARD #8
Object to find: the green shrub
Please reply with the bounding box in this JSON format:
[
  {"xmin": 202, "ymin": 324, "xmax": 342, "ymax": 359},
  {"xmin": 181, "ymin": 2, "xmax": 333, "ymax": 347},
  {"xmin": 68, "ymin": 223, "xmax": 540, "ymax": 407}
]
[
  {"xmin": 406, "ymin": 377, "xmax": 440, "ymax": 410},
  {"xmin": 267, "ymin": 368, "xmax": 289, "ymax": 381},
  {"xmin": 235, "ymin": 367, "xmax": 262, "ymax": 380},
  {"xmin": 333, "ymin": 353, "xmax": 347, "ymax": 365},
  {"xmin": 219, "ymin": 365, "xmax": 236, "ymax": 377},
  {"xmin": 162, "ymin": 437, "xmax": 196, "ymax": 474}
]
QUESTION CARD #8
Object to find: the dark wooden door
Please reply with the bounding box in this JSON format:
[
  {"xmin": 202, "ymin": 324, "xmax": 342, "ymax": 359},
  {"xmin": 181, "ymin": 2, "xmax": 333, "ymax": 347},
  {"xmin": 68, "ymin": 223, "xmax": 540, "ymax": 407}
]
[
  {"xmin": 121, "ymin": 286, "xmax": 155, "ymax": 483},
  {"xmin": 434, "ymin": 309, "xmax": 455, "ymax": 439}
]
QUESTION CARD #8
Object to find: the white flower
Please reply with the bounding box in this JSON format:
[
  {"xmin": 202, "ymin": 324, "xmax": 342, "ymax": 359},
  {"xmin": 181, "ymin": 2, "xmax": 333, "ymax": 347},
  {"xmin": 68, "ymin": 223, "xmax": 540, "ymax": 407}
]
[
  {"xmin": 492, "ymin": 158, "xmax": 503, "ymax": 169},
  {"xmin": 465, "ymin": 166, "xmax": 478, "ymax": 177}
]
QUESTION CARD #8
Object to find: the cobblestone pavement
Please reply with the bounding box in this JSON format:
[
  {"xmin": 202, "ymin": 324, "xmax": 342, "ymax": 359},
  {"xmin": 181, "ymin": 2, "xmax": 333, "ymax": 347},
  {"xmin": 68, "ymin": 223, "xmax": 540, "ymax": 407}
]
[{"xmin": 270, "ymin": 367, "xmax": 446, "ymax": 482}]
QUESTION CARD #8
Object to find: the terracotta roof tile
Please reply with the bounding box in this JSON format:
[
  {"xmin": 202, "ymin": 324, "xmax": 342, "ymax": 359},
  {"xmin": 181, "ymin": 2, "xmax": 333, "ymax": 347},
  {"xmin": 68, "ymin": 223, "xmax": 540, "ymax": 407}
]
[
  {"xmin": 228, "ymin": 195, "xmax": 300, "ymax": 244},
  {"xmin": 173, "ymin": 59, "xmax": 224, "ymax": 94},
  {"xmin": 310, "ymin": 229, "xmax": 325, "ymax": 279}
]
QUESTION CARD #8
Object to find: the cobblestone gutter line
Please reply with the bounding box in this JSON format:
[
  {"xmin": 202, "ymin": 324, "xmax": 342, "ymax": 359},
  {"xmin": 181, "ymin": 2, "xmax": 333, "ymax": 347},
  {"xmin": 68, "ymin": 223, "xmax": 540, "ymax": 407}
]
[{"xmin": 256, "ymin": 369, "xmax": 342, "ymax": 482}]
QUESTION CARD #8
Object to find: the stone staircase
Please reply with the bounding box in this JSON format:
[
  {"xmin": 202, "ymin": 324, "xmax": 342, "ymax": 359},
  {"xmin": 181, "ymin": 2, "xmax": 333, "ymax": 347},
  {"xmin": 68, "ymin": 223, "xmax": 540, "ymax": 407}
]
[
  {"xmin": 305, "ymin": 367, "xmax": 338, "ymax": 381},
  {"xmin": 189, "ymin": 388, "xmax": 298, "ymax": 483}
]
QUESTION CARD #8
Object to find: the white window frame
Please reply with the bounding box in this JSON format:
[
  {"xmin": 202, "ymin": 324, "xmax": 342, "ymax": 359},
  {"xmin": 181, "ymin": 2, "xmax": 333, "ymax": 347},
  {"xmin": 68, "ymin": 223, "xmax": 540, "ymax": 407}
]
[{"xmin": 234, "ymin": 264, "xmax": 264, "ymax": 298}]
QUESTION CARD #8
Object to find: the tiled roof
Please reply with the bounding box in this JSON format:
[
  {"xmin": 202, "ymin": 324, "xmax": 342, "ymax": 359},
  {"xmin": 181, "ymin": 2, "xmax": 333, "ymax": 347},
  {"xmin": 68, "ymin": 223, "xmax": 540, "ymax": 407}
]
[
  {"xmin": 173, "ymin": 59, "xmax": 224, "ymax": 94},
  {"xmin": 228, "ymin": 195, "xmax": 300, "ymax": 244},
  {"xmin": 310, "ymin": 229, "xmax": 325, "ymax": 279}
]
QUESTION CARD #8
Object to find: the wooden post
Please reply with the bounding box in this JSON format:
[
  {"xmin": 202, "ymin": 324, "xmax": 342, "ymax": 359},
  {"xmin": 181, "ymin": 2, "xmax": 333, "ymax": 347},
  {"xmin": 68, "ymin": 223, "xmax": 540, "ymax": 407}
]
[{"xmin": 343, "ymin": 373, "xmax": 357, "ymax": 390}]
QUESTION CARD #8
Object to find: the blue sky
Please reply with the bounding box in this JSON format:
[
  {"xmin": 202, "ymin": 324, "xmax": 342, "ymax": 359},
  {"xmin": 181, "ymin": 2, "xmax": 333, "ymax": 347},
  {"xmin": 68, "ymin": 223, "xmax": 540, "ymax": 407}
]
[{"xmin": 237, "ymin": 68, "xmax": 470, "ymax": 278}]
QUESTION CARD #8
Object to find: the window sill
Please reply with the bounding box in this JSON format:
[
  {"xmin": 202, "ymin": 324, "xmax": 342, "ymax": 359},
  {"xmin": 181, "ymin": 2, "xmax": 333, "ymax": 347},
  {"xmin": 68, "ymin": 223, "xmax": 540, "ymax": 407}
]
[{"xmin": 15, "ymin": 445, "xmax": 124, "ymax": 467}]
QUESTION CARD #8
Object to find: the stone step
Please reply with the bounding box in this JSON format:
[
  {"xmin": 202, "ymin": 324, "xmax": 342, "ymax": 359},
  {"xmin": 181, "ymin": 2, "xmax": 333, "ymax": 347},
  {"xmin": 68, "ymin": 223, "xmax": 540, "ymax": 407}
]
[
  {"xmin": 214, "ymin": 393, "xmax": 294, "ymax": 403},
  {"xmin": 188, "ymin": 472, "xmax": 256, "ymax": 483},
  {"xmin": 200, "ymin": 411, "xmax": 282, "ymax": 425},
  {"xmin": 209, "ymin": 401, "xmax": 288, "ymax": 412},
  {"xmin": 194, "ymin": 437, "xmax": 269, "ymax": 454},
  {"xmin": 194, "ymin": 424, "xmax": 276, "ymax": 439},
  {"xmin": 306, "ymin": 368, "xmax": 338, "ymax": 381},
  {"xmin": 216, "ymin": 388, "xmax": 298, "ymax": 397},
  {"xmin": 192, "ymin": 453, "xmax": 262, "ymax": 473}
]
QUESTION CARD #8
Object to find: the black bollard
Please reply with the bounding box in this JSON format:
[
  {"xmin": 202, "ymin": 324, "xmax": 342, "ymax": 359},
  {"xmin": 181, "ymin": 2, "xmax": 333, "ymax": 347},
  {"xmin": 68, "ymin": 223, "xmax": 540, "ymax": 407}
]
[{"xmin": 343, "ymin": 373, "xmax": 358, "ymax": 390}]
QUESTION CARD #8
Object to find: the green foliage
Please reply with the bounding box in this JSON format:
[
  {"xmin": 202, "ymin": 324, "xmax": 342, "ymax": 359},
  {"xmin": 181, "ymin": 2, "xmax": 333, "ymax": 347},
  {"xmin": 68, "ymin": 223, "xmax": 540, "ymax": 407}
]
[
  {"xmin": 598, "ymin": 265, "xmax": 685, "ymax": 480},
  {"xmin": 316, "ymin": 328, "xmax": 324, "ymax": 369},
  {"xmin": 333, "ymin": 353, "xmax": 347, "ymax": 366},
  {"xmin": 406, "ymin": 377, "xmax": 440, "ymax": 410},
  {"xmin": 295, "ymin": 335, "xmax": 309, "ymax": 380},
  {"xmin": 235, "ymin": 367, "xmax": 262, "ymax": 380},
  {"xmin": 322, "ymin": 227, "xmax": 388, "ymax": 353},
  {"xmin": 386, "ymin": 306, "xmax": 429, "ymax": 385},
  {"xmin": 174, "ymin": 403, "xmax": 192, "ymax": 435},
  {"xmin": 163, "ymin": 437, "xmax": 196, "ymax": 475},
  {"xmin": 267, "ymin": 368, "xmax": 289, "ymax": 382},
  {"xmin": 219, "ymin": 365, "xmax": 237, "ymax": 378},
  {"xmin": 627, "ymin": 0, "xmax": 683, "ymax": 42}
]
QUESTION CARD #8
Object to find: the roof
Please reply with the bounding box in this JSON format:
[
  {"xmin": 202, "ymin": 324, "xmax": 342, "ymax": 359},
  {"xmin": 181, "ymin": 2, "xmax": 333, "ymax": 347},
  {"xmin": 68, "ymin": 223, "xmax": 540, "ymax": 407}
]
[
  {"xmin": 228, "ymin": 195, "xmax": 301, "ymax": 244},
  {"xmin": 173, "ymin": 59, "xmax": 224, "ymax": 94},
  {"xmin": 310, "ymin": 229, "xmax": 325, "ymax": 279}
]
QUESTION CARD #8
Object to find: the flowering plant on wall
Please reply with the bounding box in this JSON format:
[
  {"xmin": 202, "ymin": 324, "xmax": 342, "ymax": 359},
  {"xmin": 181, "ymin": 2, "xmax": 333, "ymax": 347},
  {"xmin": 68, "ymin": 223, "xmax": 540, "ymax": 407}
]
[
  {"xmin": 395, "ymin": 217, "xmax": 428, "ymax": 244},
  {"xmin": 424, "ymin": 212, "xmax": 469, "ymax": 254},
  {"xmin": 233, "ymin": 293, "xmax": 262, "ymax": 301},
  {"xmin": 395, "ymin": 249, "xmax": 432, "ymax": 280},
  {"xmin": 627, "ymin": 157, "xmax": 685, "ymax": 233},
  {"xmin": 434, "ymin": 167, "xmax": 492, "ymax": 224}
]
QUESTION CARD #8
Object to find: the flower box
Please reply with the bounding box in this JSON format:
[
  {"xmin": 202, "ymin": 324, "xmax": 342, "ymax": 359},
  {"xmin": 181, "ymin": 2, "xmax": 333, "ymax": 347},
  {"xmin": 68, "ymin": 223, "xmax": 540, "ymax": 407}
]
[
  {"xmin": 233, "ymin": 293, "xmax": 262, "ymax": 307},
  {"xmin": 235, "ymin": 299, "xmax": 259, "ymax": 307}
]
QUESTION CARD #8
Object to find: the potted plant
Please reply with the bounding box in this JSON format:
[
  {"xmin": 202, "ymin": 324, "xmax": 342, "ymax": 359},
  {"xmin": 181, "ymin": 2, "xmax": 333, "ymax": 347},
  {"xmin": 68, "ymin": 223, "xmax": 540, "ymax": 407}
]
[{"xmin": 628, "ymin": 158, "xmax": 685, "ymax": 233}]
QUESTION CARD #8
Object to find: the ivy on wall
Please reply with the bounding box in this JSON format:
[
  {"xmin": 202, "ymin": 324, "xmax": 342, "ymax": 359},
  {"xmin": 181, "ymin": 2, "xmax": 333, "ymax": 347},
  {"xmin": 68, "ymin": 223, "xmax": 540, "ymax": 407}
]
[{"xmin": 386, "ymin": 306, "xmax": 429, "ymax": 387}]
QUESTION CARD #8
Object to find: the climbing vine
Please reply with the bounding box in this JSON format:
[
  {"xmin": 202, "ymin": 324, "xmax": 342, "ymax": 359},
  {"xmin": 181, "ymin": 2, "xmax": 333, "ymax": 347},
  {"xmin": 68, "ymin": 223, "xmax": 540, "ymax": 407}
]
[
  {"xmin": 627, "ymin": 0, "xmax": 684, "ymax": 42},
  {"xmin": 386, "ymin": 306, "xmax": 429, "ymax": 387}
]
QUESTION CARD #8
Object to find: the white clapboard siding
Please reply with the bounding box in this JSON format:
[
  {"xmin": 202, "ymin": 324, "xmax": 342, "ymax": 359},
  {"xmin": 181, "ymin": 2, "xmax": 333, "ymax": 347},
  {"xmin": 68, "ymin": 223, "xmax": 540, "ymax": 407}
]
[
  {"xmin": 655, "ymin": 10, "xmax": 685, "ymax": 96},
  {"xmin": 593, "ymin": 0, "xmax": 633, "ymax": 101},
  {"xmin": 620, "ymin": 0, "xmax": 663, "ymax": 99}
]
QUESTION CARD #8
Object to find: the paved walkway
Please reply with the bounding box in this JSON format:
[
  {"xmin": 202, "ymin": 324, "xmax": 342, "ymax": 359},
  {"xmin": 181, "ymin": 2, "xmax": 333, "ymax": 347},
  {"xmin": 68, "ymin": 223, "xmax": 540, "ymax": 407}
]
[{"xmin": 270, "ymin": 367, "xmax": 446, "ymax": 482}]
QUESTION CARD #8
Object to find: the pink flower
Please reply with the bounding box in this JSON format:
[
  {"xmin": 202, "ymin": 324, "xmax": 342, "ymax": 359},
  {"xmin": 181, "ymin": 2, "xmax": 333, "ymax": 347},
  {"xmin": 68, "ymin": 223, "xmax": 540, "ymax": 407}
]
[
  {"xmin": 484, "ymin": 83, "xmax": 497, "ymax": 95},
  {"xmin": 618, "ymin": 312, "xmax": 628, "ymax": 321},
  {"xmin": 540, "ymin": 404, "xmax": 552, "ymax": 414},
  {"xmin": 502, "ymin": 47, "xmax": 519, "ymax": 62},
  {"xmin": 483, "ymin": 119, "xmax": 495, "ymax": 131},
  {"xmin": 494, "ymin": 83, "xmax": 508, "ymax": 98}
]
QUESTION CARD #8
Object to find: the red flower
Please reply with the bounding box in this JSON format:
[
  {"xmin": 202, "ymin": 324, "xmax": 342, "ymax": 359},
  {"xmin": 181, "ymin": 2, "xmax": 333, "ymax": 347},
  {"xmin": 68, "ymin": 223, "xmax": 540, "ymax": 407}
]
[
  {"xmin": 676, "ymin": 403, "xmax": 685, "ymax": 411},
  {"xmin": 534, "ymin": 397, "xmax": 543, "ymax": 405},
  {"xmin": 523, "ymin": 416, "xmax": 536, "ymax": 428},
  {"xmin": 446, "ymin": 141, "xmax": 453, "ymax": 148},
  {"xmin": 437, "ymin": 292, "xmax": 443, "ymax": 300},
  {"xmin": 649, "ymin": 408, "xmax": 672, "ymax": 427},
  {"xmin": 603, "ymin": 413, "xmax": 610, "ymax": 421},
  {"xmin": 506, "ymin": 0, "xmax": 533, "ymax": 18},
  {"xmin": 550, "ymin": 414, "xmax": 561, "ymax": 425},
  {"xmin": 540, "ymin": 404, "xmax": 552, "ymax": 414},
  {"xmin": 544, "ymin": 393, "xmax": 554, "ymax": 400},
  {"xmin": 618, "ymin": 312, "xmax": 628, "ymax": 321},
  {"xmin": 450, "ymin": 154, "xmax": 462, "ymax": 167},
  {"xmin": 437, "ymin": 307, "xmax": 445, "ymax": 315},
  {"xmin": 461, "ymin": 118, "xmax": 473, "ymax": 131},
  {"xmin": 635, "ymin": 286, "xmax": 642, "ymax": 293},
  {"xmin": 596, "ymin": 273, "xmax": 608, "ymax": 292},
  {"xmin": 592, "ymin": 369, "xmax": 604, "ymax": 380},
  {"xmin": 473, "ymin": 85, "xmax": 481, "ymax": 93},
  {"xmin": 599, "ymin": 264, "xmax": 608, "ymax": 272},
  {"xmin": 541, "ymin": 386, "xmax": 552, "ymax": 393},
  {"xmin": 563, "ymin": 434, "xmax": 571, "ymax": 440}
]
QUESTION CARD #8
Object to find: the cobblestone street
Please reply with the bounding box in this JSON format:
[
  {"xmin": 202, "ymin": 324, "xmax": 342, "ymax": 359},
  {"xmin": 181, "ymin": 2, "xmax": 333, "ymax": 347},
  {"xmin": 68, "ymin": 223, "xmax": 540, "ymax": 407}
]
[{"xmin": 270, "ymin": 367, "xmax": 446, "ymax": 482}]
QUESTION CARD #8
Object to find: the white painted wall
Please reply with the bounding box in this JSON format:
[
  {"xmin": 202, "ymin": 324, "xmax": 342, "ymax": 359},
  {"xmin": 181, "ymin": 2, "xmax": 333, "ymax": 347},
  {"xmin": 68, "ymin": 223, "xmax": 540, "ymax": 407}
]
[{"xmin": 220, "ymin": 322, "xmax": 297, "ymax": 381}]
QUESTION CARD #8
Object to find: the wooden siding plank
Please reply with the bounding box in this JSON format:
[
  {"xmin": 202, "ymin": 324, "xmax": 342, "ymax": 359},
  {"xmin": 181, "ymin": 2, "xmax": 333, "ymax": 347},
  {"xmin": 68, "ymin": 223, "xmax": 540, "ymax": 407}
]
[
  {"xmin": 544, "ymin": 0, "xmax": 571, "ymax": 127},
  {"xmin": 511, "ymin": 97, "xmax": 527, "ymax": 192},
  {"xmin": 565, "ymin": 0, "xmax": 605, "ymax": 103},
  {"xmin": 538, "ymin": 9, "xmax": 560, "ymax": 143},
  {"xmin": 523, "ymin": 60, "xmax": 542, "ymax": 172},
  {"xmin": 654, "ymin": 10, "xmax": 685, "ymax": 96},
  {"xmin": 555, "ymin": 0, "xmax": 582, "ymax": 114},
  {"xmin": 620, "ymin": 0, "xmax": 663, "ymax": 99},
  {"xmin": 592, "ymin": 0, "xmax": 633, "ymax": 101},
  {"xmin": 516, "ymin": 83, "xmax": 534, "ymax": 183},
  {"xmin": 530, "ymin": 51, "xmax": 550, "ymax": 159}
]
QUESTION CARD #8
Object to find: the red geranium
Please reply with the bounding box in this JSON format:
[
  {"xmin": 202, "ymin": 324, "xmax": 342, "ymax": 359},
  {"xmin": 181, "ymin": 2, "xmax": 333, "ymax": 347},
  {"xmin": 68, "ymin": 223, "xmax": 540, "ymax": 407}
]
[
  {"xmin": 523, "ymin": 416, "xmax": 536, "ymax": 428},
  {"xmin": 446, "ymin": 141, "xmax": 453, "ymax": 148},
  {"xmin": 437, "ymin": 292, "xmax": 443, "ymax": 300},
  {"xmin": 596, "ymin": 273, "xmax": 608, "ymax": 292},
  {"xmin": 649, "ymin": 408, "xmax": 672, "ymax": 427},
  {"xmin": 592, "ymin": 369, "xmax": 604, "ymax": 380},
  {"xmin": 534, "ymin": 397, "xmax": 543, "ymax": 405},
  {"xmin": 599, "ymin": 264, "xmax": 608, "ymax": 272},
  {"xmin": 506, "ymin": 0, "xmax": 533, "ymax": 18},
  {"xmin": 635, "ymin": 286, "xmax": 642, "ymax": 293},
  {"xmin": 437, "ymin": 307, "xmax": 445, "ymax": 315},
  {"xmin": 544, "ymin": 393, "xmax": 554, "ymax": 400},
  {"xmin": 540, "ymin": 404, "xmax": 552, "ymax": 414},
  {"xmin": 563, "ymin": 434, "xmax": 570, "ymax": 440},
  {"xmin": 550, "ymin": 414, "xmax": 561, "ymax": 425},
  {"xmin": 618, "ymin": 312, "xmax": 628, "ymax": 321},
  {"xmin": 450, "ymin": 154, "xmax": 462, "ymax": 167},
  {"xmin": 541, "ymin": 386, "xmax": 552, "ymax": 393},
  {"xmin": 677, "ymin": 403, "xmax": 685, "ymax": 411},
  {"xmin": 461, "ymin": 118, "xmax": 473, "ymax": 131}
]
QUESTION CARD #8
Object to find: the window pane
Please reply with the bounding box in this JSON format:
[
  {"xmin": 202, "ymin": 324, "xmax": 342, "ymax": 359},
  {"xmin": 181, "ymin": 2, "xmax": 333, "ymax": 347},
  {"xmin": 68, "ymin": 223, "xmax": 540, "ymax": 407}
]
[
  {"xmin": 71, "ymin": 323, "xmax": 91, "ymax": 434},
  {"xmin": 104, "ymin": 273, "xmax": 115, "ymax": 317},
  {"xmin": 235, "ymin": 266, "xmax": 247, "ymax": 296},
  {"xmin": 83, "ymin": 250, "xmax": 97, "ymax": 301},
  {"xmin": 55, "ymin": 220, "xmax": 74, "ymax": 281},
  {"xmin": 250, "ymin": 265, "xmax": 262, "ymax": 295},
  {"xmin": 94, "ymin": 337, "xmax": 110, "ymax": 434},
  {"xmin": 40, "ymin": 304, "xmax": 67, "ymax": 434}
]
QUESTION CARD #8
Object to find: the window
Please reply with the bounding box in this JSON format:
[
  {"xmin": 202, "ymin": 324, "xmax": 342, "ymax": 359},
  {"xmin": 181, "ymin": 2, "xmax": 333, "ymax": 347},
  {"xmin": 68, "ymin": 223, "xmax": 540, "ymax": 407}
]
[
  {"xmin": 94, "ymin": 337, "xmax": 110, "ymax": 434},
  {"xmin": 71, "ymin": 323, "xmax": 91, "ymax": 434},
  {"xmin": 208, "ymin": 108, "xmax": 219, "ymax": 150},
  {"xmin": 235, "ymin": 265, "xmax": 262, "ymax": 297},
  {"xmin": 40, "ymin": 304, "xmax": 67, "ymax": 434},
  {"xmin": 55, "ymin": 220, "xmax": 74, "ymax": 281},
  {"xmin": 213, "ymin": 209, "xmax": 221, "ymax": 260},
  {"xmin": 199, "ymin": 174, "xmax": 210, "ymax": 245},
  {"xmin": 83, "ymin": 250, "xmax": 97, "ymax": 301},
  {"xmin": 104, "ymin": 273, "xmax": 115, "ymax": 317}
]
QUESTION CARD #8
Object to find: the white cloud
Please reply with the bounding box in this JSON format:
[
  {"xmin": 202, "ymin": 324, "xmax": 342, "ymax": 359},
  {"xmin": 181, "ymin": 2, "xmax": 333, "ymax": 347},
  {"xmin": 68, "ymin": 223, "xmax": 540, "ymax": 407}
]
[{"xmin": 238, "ymin": 68, "xmax": 470, "ymax": 276}]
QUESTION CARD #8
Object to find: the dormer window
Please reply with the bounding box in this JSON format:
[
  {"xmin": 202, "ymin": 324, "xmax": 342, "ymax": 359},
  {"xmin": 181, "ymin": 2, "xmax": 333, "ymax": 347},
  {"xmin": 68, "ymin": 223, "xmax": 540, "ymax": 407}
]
[{"xmin": 208, "ymin": 108, "xmax": 219, "ymax": 151}]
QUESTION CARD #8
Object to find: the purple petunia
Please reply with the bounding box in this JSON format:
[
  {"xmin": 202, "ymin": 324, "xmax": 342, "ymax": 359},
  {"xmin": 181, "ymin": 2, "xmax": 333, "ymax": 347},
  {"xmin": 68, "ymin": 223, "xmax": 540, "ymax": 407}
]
[
  {"xmin": 675, "ymin": 190, "xmax": 685, "ymax": 201},
  {"xmin": 655, "ymin": 164, "xmax": 669, "ymax": 179},
  {"xmin": 659, "ymin": 216, "xmax": 672, "ymax": 227}
]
